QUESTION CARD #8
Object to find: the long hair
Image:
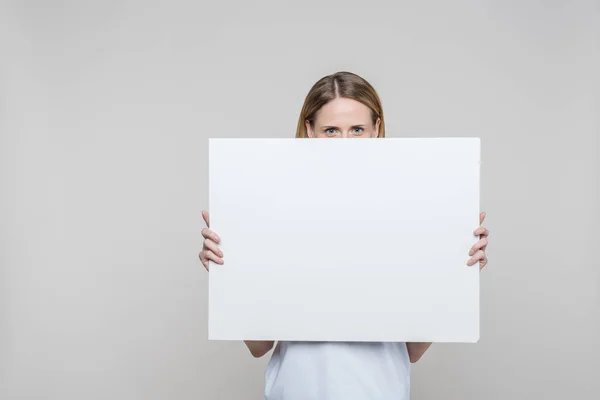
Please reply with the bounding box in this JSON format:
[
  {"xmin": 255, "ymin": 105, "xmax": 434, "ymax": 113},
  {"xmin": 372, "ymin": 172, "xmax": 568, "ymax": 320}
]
[{"xmin": 295, "ymin": 71, "xmax": 385, "ymax": 138}]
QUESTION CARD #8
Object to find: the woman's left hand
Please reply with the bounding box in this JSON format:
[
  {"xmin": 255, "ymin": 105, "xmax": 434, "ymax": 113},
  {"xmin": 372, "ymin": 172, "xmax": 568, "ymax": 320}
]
[{"xmin": 467, "ymin": 212, "xmax": 489, "ymax": 270}]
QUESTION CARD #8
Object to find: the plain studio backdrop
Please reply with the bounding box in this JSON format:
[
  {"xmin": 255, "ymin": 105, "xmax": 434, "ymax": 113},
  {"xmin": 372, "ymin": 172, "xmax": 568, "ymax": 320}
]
[{"xmin": 0, "ymin": 1, "xmax": 598, "ymax": 399}]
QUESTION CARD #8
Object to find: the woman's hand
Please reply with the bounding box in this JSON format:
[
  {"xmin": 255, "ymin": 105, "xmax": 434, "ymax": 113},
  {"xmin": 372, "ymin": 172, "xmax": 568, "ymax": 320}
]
[
  {"xmin": 199, "ymin": 211, "xmax": 273, "ymax": 357},
  {"xmin": 467, "ymin": 212, "xmax": 489, "ymax": 270},
  {"xmin": 199, "ymin": 210, "xmax": 224, "ymax": 271}
]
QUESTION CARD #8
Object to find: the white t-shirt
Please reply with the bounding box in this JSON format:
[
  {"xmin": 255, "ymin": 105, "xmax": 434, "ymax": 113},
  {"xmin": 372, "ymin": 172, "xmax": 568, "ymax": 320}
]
[{"xmin": 264, "ymin": 341, "xmax": 411, "ymax": 400}]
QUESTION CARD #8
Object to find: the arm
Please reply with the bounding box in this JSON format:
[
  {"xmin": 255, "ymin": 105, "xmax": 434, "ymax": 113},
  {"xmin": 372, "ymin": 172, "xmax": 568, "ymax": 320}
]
[
  {"xmin": 244, "ymin": 340, "xmax": 275, "ymax": 358},
  {"xmin": 407, "ymin": 213, "xmax": 490, "ymax": 363},
  {"xmin": 199, "ymin": 212, "xmax": 275, "ymax": 359},
  {"xmin": 406, "ymin": 342, "xmax": 433, "ymax": 363}
]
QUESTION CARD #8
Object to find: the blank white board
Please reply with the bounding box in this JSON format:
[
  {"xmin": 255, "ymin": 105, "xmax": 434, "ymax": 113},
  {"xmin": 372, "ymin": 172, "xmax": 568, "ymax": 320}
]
[{"xmin": 208, "ymin": 138, "xmax": 480, "ymax": 342}]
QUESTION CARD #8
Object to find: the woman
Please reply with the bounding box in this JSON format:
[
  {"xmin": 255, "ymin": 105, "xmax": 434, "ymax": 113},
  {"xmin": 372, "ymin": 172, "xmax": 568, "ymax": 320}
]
[{"xmin": 199, "ymin": 71, "xmax": 490, "ymax": 400}]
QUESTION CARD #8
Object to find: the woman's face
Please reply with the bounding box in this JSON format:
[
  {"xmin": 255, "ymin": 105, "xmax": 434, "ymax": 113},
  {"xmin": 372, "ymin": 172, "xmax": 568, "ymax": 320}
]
[{"xmin": 306, "ymin": 97, "xmax": 380, "ymax": 139}]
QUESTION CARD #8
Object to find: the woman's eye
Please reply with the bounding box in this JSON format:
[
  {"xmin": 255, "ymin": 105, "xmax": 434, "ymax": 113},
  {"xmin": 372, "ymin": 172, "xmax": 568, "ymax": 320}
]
[
  {"xmin": 325, "ymin": 128, "xmax": 336, "ymax": 135},
  {"xmin": 352, "ymin": 127, "xmax": 364, "ymax": 134}
]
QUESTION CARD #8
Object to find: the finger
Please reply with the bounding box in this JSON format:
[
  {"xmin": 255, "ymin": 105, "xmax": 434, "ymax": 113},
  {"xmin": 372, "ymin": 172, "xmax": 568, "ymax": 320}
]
[
  {"xmin": 202, "ymin": 210, "xmax": 210, "ymax": 227},
  {"xmin": 201, "ymin": 227, "xmax": 220, "ymax": 243},
  {"xmin": 206, "ymin": 249, "xmax": 224, "ymax": 265},
  {"xmin": 479, "ymin": 254, "xmax": 488, "ymax": 270},
  {"xmin": 199, "ymin": 250, "xmax": 209, "ymax": 271},
  {"xmin": 473, "ymin": 226, "xmax": 489, "ymax": 237},
  {"xmin": 200, "ymin": 249, "xmax": 224, "ymax": 266},
  {"xmin": 467, "ymin": 249, "xmax": 485, "ymax": 266},
  {"xmin": 469, "ymin": 237, "xmax": 488, "ymax": 256},
  {"xmin": 480, "ymin": 212, "xmax": 486, "ymax": 224},
  {"xmin": 204, "ymin": 238, "xmax": 223, "ymax": 258}
]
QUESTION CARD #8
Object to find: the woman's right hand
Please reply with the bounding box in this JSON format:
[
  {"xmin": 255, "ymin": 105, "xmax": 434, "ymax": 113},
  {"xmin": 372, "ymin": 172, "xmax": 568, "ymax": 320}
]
[
  {"xmin": 199, "ymin": 210, "xmax": 224, "ymax": 271},
  {"xmin": 200, "ymin": 210, "xmax": 273, "ymax": 357}
]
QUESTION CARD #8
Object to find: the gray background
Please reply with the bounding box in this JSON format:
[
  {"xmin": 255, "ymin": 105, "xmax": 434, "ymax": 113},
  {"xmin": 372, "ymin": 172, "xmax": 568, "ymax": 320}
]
[{"xmin": 1, "ymin": 1, "xmax": 598, "ymax": 399}]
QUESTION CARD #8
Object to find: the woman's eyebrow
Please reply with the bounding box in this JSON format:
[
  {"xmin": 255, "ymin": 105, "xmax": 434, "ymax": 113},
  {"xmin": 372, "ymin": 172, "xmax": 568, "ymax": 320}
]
[{"xmin": 321, "ymin": 124, "xmax": 366, "ymax": 129}]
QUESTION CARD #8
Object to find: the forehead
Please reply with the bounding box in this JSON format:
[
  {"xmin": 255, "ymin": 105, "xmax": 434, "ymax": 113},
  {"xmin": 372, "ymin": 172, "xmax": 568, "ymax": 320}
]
[{"xmin": 314, "ymin": 98, "xmax": 372, "ymax": 125}]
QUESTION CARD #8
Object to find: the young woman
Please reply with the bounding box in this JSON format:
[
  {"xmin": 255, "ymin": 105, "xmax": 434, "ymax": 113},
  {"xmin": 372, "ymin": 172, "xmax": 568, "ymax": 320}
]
[{"xmin": 199, "ymin": 71, "xmax": 490, "ymax": 400}]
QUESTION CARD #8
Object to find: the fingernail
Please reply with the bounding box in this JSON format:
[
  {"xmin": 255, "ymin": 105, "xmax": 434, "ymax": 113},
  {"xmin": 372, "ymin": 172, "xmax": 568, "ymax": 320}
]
[{"xmin": 214, "ymin": 235, "xmax": 220, "ymax": 242}]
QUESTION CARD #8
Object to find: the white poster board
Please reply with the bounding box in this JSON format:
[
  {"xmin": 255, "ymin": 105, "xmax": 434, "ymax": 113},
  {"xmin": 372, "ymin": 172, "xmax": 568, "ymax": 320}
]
[{"xmin": 208, "ymin": 138, "xmax": 480, "ymax": 342}]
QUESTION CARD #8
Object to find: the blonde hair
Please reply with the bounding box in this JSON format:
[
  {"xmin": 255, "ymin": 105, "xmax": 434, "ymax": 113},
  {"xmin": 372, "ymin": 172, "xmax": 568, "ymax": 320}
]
[{"xmin": 295, "ymin": 71, "xmax": 385, "ymax": 138}]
